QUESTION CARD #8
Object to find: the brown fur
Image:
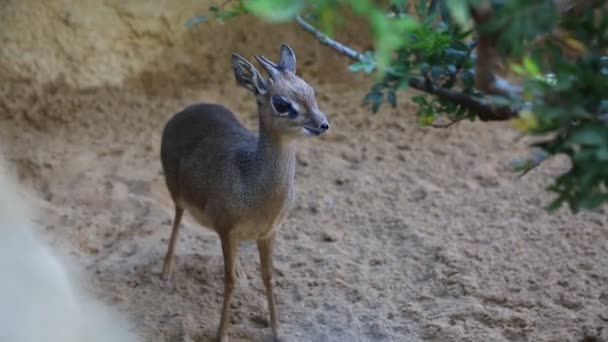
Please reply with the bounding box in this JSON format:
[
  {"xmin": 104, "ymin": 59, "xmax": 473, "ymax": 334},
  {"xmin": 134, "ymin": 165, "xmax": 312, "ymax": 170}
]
[{"xmin": 159, "ymin": 44, "xmax": 328, "ymax": 342}]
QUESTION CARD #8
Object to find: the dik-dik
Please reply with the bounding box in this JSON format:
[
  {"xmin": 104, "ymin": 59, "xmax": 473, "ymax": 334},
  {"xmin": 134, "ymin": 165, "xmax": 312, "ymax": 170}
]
[{"xmin": 159, "ymin": 44, "xmax": 329, "ymax": 341}]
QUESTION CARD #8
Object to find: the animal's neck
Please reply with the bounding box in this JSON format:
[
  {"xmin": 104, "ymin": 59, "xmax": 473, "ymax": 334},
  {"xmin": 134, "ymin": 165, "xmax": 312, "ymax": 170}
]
[{"xmin": 252, "ymin": 117, "xmax": 296, "ymax": 194}]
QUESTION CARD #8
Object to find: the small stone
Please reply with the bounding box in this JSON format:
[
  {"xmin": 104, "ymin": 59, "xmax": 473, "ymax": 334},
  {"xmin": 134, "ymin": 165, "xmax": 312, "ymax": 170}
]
[
  {"xmin": 411, "ymin": 188, "xmax": 427, "ymax": 202},
  {"xmin": 321, "ymin": 232, "xmax": 337, "ymax": 242},
  {"xmin": 248, "ymin": 314, "xmax": 268, "ymax": 327},
  {"xmin": 369, "ymin": 259, "xmax": 383, "ymax": 266},
  {"xmin": 296, "ymin": 156, "xmax": 309, "ymax": 167}
]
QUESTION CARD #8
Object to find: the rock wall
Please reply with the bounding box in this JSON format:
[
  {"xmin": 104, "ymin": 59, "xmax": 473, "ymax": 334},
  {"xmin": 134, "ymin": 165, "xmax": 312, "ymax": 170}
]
[{"xmin": 0, "ymin": 0, "xmax": 369, "ymax": 95}]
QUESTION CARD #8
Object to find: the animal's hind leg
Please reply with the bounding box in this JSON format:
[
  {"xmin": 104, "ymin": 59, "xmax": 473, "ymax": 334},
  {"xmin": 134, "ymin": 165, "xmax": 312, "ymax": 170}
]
[
  {"xmin": 161, "ymin": 205, "xmax": 184, "ymax": 281},
  {"xmin": 217, "ymin": 232, "xmax": 238, "ymax": 342},
  {"xmin": 234, "ymin": 257, "xmax": 247, "ymax": 283}
]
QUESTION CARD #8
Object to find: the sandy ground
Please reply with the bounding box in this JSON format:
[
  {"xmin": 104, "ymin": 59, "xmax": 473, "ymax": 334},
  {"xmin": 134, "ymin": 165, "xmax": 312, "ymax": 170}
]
[{"xmin": 1, "ymin": 1, "xmax": 607, "ymax": 341}]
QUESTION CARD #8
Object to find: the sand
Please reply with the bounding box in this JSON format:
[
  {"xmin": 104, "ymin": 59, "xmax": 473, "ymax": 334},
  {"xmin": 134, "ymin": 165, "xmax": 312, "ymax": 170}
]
[{"xmin": 0, "ymin": 1, "xmax": 607, "ymax": 341}]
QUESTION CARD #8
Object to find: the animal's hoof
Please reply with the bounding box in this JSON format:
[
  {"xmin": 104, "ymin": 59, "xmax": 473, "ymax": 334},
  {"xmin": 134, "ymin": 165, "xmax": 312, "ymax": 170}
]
[
  {"xmin": 235, "ymin": 265, "xmax": 247, "ymax": 281},
  {"xmin": 265, "ymin": 332, "xmax": 284, "ymax": 342},
  {"xmin": 160, "ymin": 271, "xmax": 173, "ymax": 282}
]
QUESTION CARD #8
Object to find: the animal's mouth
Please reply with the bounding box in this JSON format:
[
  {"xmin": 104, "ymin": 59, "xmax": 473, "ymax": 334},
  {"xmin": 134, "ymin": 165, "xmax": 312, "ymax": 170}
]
[{"xmin": 303, "ymin": 127, "xmax": 323, "ymax": 136}]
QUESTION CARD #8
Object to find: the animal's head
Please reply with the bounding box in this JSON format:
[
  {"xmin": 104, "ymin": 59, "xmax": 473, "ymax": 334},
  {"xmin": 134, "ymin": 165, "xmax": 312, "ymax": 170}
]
[{"xmin": 232, "ymin": 44, "xmax": 329, "ymax": 139}]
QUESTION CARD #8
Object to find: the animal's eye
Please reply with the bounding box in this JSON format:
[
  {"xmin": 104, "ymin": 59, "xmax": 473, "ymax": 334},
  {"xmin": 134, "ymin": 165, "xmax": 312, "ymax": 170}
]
[{"xmin": 271, "ymin": 95, "xmax": 292, "ymax": 114}]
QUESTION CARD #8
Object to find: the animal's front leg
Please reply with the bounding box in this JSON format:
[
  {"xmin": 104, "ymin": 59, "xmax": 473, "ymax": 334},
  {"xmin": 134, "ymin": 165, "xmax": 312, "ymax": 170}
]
[
  {"xmin": 218, "ymin": 232, "xmax": 238, "ymax": 342},
  {"xmin": 257, "ymin": 231, "xmax": 279, "ymax": 339}
]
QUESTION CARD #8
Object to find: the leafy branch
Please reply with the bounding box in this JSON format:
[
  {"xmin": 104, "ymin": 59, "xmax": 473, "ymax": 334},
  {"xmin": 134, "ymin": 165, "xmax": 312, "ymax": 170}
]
[
  {"xmin": 192, "ymin": 0, "xmax": 608, "ymax": 213},
  {"xmin": 295, "ymin": 11, "xmax": 519, "ymax": 122}
]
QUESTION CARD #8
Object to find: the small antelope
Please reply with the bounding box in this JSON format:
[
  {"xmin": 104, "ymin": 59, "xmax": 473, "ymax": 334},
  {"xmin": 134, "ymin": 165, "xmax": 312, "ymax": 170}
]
[{"xmin": 159, "ymin": 44, "xmax": 329, "ymax": 341}]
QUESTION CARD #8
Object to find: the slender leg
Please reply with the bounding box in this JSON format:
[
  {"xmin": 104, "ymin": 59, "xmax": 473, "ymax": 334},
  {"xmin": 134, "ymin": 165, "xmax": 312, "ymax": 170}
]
[
  {"xmin": 234, "ymin": 258, "xmax": 246, "ymax": 281},
  {"xmin": 161, "ymin": 206, "xmax": 184, "ymax": 281},
  {"xmin": 218, "ymin": 233, "xmax": 238, "ymax": 342},
  {"xmin": 257, "ymin": 232, "xmax": 279, "ymax": 339}
]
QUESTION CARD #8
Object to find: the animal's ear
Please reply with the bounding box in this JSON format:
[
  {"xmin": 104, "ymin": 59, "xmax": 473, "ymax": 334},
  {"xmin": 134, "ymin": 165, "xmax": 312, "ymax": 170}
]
[
  {"xmin": 232, "ymin": 53, "xmax": 267, "ymax": 95},
  {"xmin": 278, "ymin": 44, "xmax": 296, "ymax": 73},
  {"xmin": 255, "ymin": 55, "xmax": 280, "ymax": 81}
]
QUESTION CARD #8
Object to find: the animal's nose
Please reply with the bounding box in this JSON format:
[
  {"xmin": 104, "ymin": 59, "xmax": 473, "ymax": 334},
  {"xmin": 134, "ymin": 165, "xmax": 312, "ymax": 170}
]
[{"xmin": 319, "ymin": 122, "xmax": 330, "ymax": 132}]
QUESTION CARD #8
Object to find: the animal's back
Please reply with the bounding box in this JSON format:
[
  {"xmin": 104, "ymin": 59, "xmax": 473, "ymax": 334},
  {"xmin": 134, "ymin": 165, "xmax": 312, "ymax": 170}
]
[{"xmin": 160, "ymin": 103, "xmax": 254, "ymax": 204}]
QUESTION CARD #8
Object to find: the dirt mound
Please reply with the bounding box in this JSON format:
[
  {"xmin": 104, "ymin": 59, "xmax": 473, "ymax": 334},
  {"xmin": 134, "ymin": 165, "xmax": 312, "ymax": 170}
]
[{"xmin": 1, "ymin": 1, "xmax": 607, "ymax": 341}]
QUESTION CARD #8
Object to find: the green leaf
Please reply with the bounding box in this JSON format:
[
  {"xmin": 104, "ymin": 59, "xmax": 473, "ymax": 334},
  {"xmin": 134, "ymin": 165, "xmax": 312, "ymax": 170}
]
[
  {"xmin": 523, "ymin": 56, "xmax": 541, "ymax": 77},
  {"xmin": 412, "ymin": 95, "xmax": 429, "ymax": 106},
  {"xmin": 371, "ymin": 83, "xmax": 385, "ymax": 92},
  {"xmin": 418, "ymin": 112, "xmax": 437, "ymax": 125},
  {"xmin": 387, "ymin": 90, "xmax": 397, "ymax": 107},
  {"xmin": 245, "ymin": 0, "xmax": 304, "ymax": 22},
  {"xmin": 371, "ymin": 10, "xmax": 419, "ymax": 72},
  {"xmin": 348, "ymin": 62, "xmax": 366, "ymax": 72},
  {"xmin": 348, "ymin": 52, "xmax": 376, "ymax": 73},
  {"xmin": 570, "ymin": 127, "xmax": 607, "ymax": 146},
  {"xmin": 577, "ymin": 194, "xmax": 607, "ymax": 211},
  {"xmin": 456, "ymin": 105, "xmax": 467, "ymax": 117},
  {"xmin": 596, "ymin": 148, "xmax": 608, "ymax": 161},
  {"xmin": 363, "ymin": 91, "xmax": 383, "ymax": 105},
  {"xmin": 460, "ymin": 69, "xmax": 475, "ymax": 90},
  {"xmin": 444, "ymin": 0, "xmax": 473, "ymax": 26},
  {"xmin": 511, "ymin": 63, "xmax": 526, "ymax": 76},
  {"xmin": 509, "ymin": 157, "xmax": 534, "ymax": 172},
  {"xmin": 372, "ymin": 100, "xmax": 382, "ymax": 113},
  {"xmin": 352, "ymin": 0, "xmax": 372, "ymax": 14},
  {"xmin": 547, "ymin": 197, "xmax": 565, "ymax": 212}
]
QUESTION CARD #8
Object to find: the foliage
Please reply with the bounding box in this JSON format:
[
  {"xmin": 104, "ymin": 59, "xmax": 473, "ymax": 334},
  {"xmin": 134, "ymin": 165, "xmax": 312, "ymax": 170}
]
[{"xmin": 196, "ymin": 0, "xmax": 608, "ymax": 213}]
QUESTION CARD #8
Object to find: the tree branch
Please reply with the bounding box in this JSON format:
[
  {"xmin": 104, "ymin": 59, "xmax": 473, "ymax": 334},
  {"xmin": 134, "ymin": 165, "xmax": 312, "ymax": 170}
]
[
  {"xmin": 470, "ymin": 1, "xmax": 523, "ymax": 97},
  {"xmin": 430, "ymin": 116, "xmax": 467, "ymax": 128},
  {"xmin": 408, "ymin": 78, "xmax": 519, "ymax": 121},
  {"xmin": 295, "ymin": 15, "xmax": 365, "ymax": 62},
  {"xmin": 294, "ymin": 13, "xmax": 519, "ymax": 122},
  {"xmin": 515, "ymin": 149, "xmax": 549, "ymax": 178}
]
